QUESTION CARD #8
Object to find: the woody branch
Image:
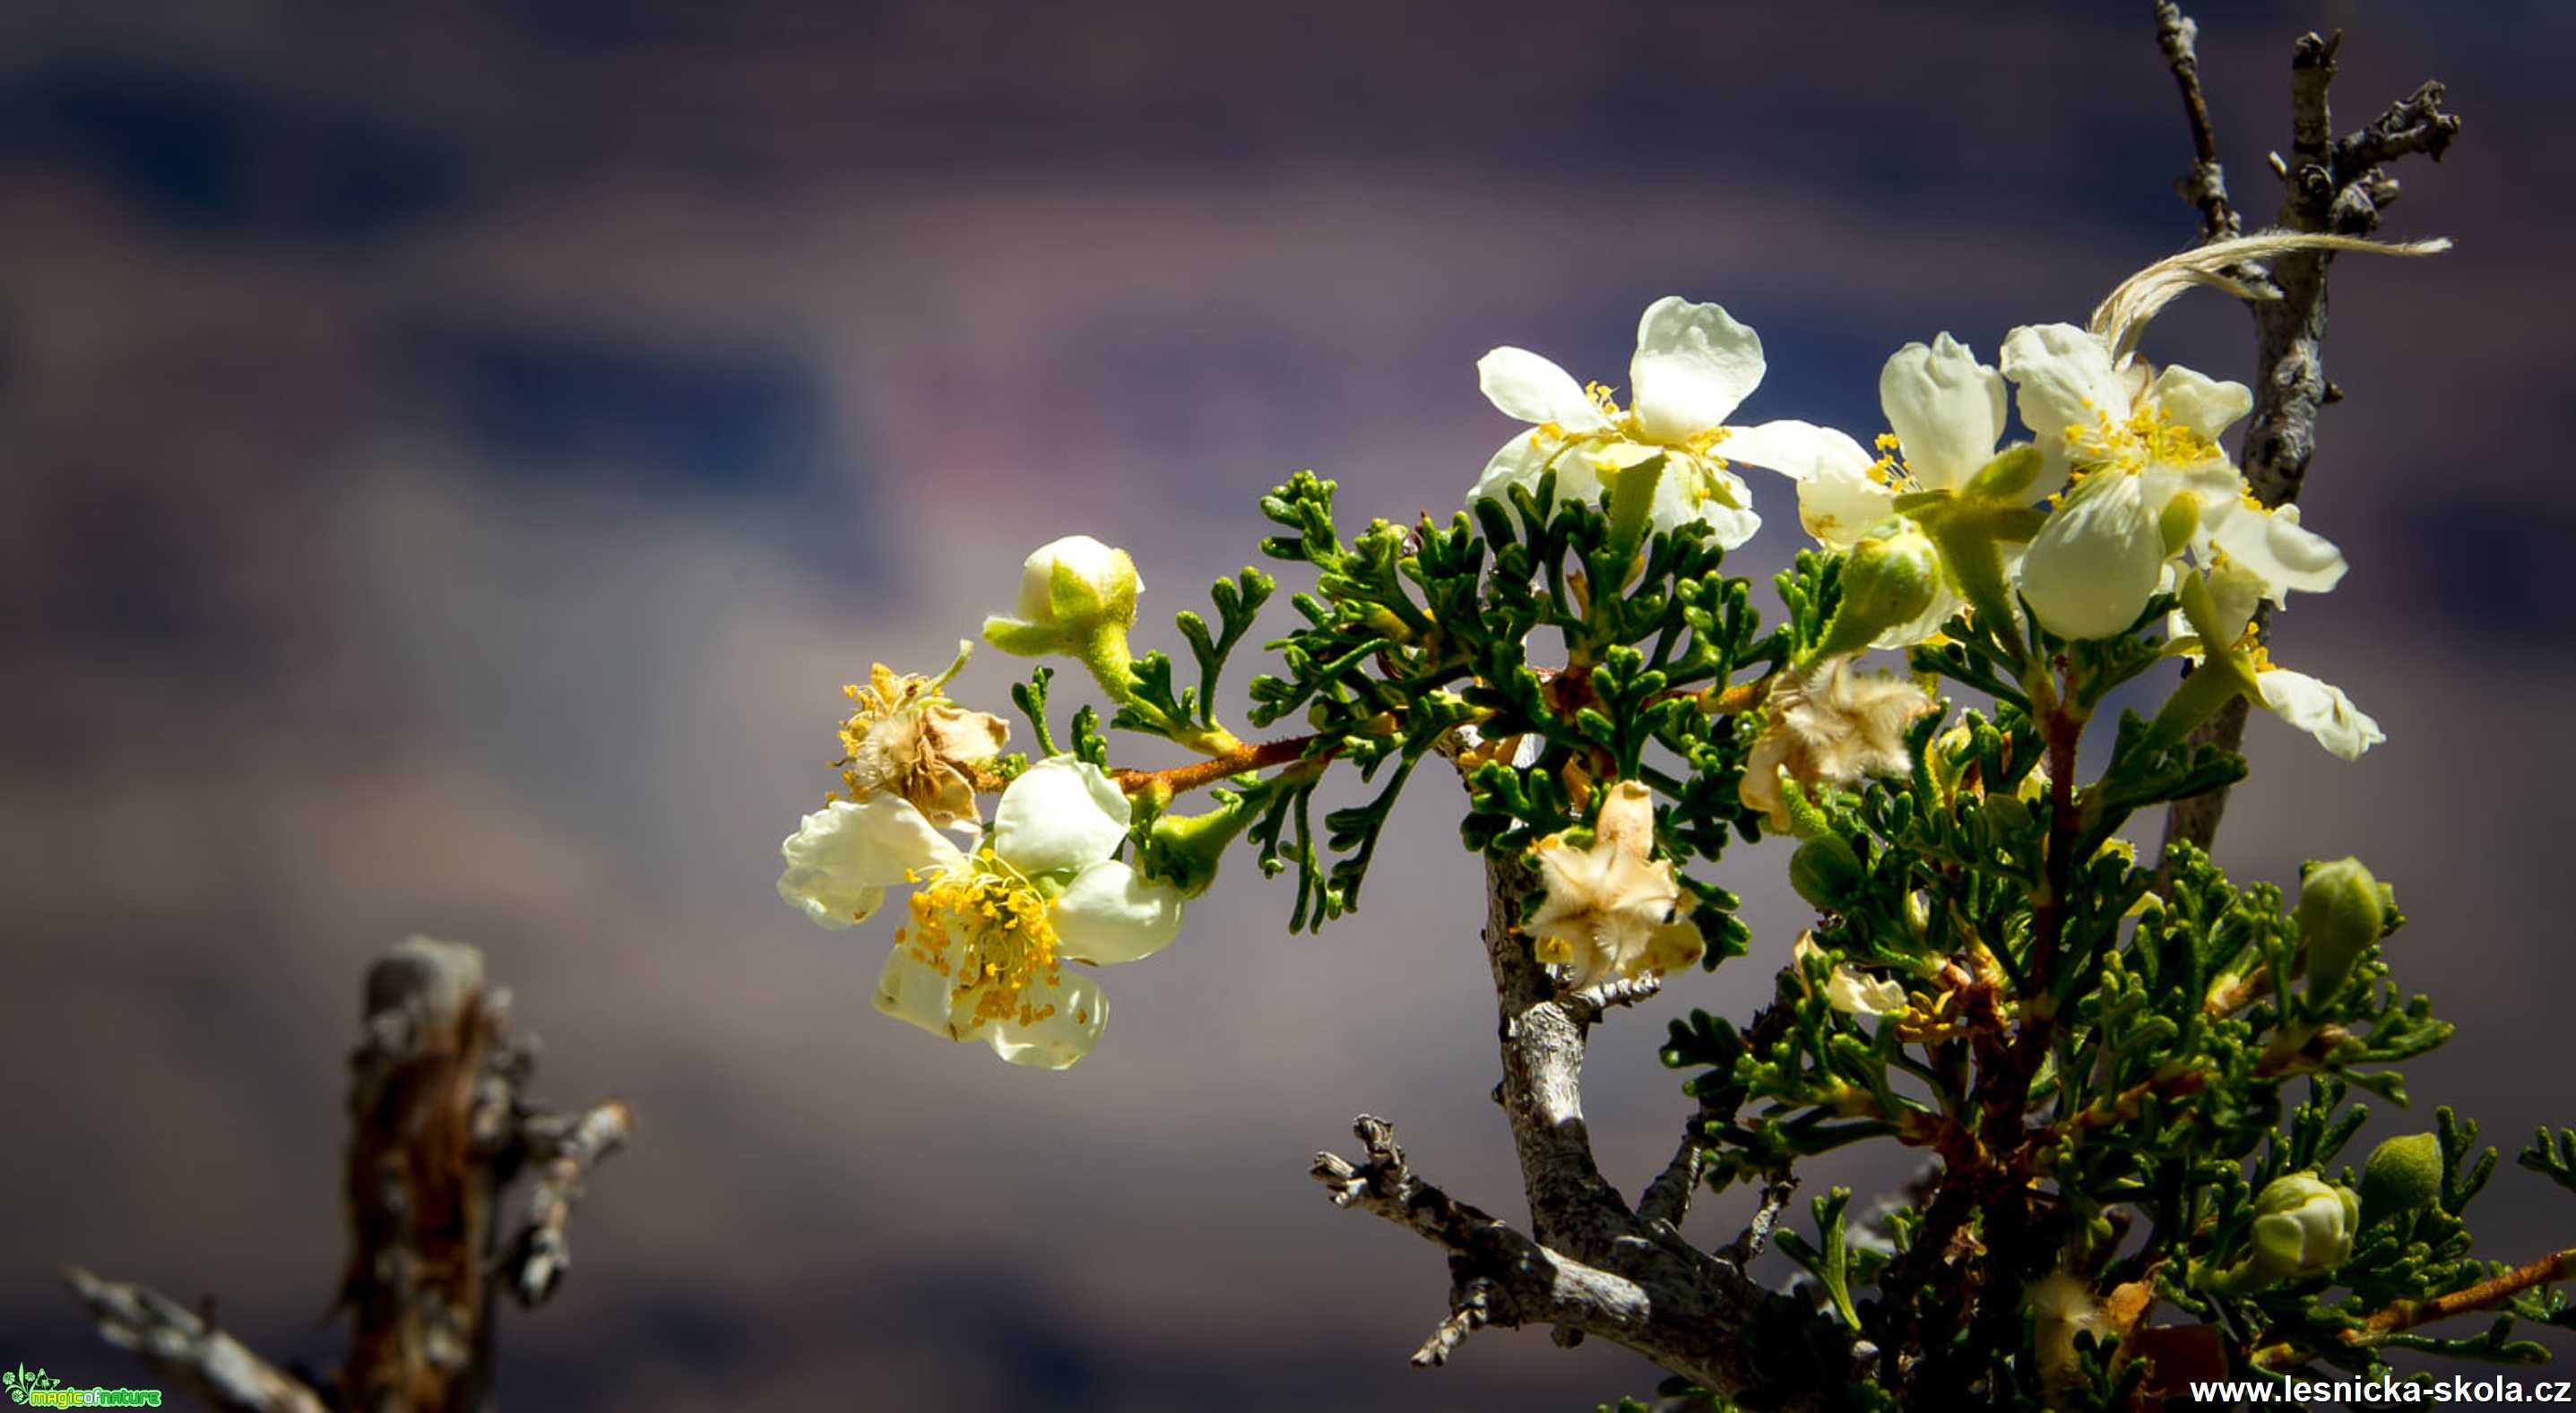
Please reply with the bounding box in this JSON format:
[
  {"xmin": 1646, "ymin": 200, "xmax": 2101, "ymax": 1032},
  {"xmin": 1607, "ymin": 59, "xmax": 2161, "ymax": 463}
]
[{"xmin": 62, "ymin": 937, "xmax": 630, "ymax": 1413}]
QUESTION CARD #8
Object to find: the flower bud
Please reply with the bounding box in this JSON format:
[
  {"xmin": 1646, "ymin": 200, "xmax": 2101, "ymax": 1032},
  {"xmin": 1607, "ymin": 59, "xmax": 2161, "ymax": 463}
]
[
  {"xmin": 983, "ymin": 535, "xmax": 1143, "ymax": 656},
  {"xmin": 2296, "ymin": 857, "xmax": 2387, "ymax": 1003},
  {"xmin": 1811, "ymin": 523, "xmax": 1943, "ymax": 659},
  {"xmin": 1789, "ymin": 835, "xmax": 1865, "ymax": 912},
  {"xmin": 2359, "ymin": 1133, "xmax": 2444, "ymax": 1228},
  {"xmin": 2229, "ymin": 1172, "xmax": 2356, "ymax": 1289}
]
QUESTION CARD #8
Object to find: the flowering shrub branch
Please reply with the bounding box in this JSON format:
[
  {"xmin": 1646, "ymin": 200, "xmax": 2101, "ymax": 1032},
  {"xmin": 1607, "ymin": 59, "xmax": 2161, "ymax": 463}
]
[{"xmin": 767, "ymin": 5, "xmax": 2571, "ymax": 1407}]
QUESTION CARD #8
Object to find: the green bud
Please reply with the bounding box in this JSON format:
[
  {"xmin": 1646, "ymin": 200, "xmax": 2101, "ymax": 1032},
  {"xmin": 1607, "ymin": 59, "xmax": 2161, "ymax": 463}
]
[
  {"xmin": 982, "ymin": 535, "xmax": 1144, "ymax": 656},
  {"xmin": 2297, "ymin": 857, "xmax": 2387, "ymax": 1003},
  {"xmin": 2217, "ymin": 1171, "xmax": 2357, "ymax": 1291},
  {"xmin": 1810, "ymin": 524, "xmax": 1942, "ymax": 661},
  {"xmin": 2358, "ymin": 1133, "xmax": 2444, "ymax": 1227},
  {"xmin": 1790, "ymin": 835, "xmax": 1866, "ymax": 912},
  {"xmin": 1965, "ymin": 444, "xmax": 2045, "ymax": 501}
]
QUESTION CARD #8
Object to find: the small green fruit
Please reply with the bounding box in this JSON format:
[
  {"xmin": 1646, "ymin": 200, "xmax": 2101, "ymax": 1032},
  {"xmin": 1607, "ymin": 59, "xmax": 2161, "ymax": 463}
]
[
  {"xmin": 2297, "ymin": 857, "xmax": 2387, "ymax": 1002},
  {"xmin": 2359, "ymin": 1133, "xmax": 2444, "ymax": 1227}
]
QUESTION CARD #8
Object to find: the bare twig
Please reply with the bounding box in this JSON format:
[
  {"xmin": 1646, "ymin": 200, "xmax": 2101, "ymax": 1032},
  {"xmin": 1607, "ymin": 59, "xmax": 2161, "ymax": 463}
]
[
  {"xmin": 2154, "ymin": 0, "xmax": 2240, "ymax": 239},
  {"xmin": 1718, "ymin": 1177, "xmax": 1800, "ymax": 1268},
  {"xmin": 60, "ymin": 1267, "xmax": 329, "ymax": 1413},
  {"xmin": 2157, "ymin": 12, "xmax": 2459, "ymax": 864},
  {"xmin": 506, "ymin": 1100, "xmax": 635, "ymax": 1307},
  {"xmin": 1310, "ymin": 1116, "xmax": 1785, "ymax": 1395}
]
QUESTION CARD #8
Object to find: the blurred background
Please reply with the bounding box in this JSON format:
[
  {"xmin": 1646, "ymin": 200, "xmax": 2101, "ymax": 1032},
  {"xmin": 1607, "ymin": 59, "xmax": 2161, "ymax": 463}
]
[{"xmin": 4, "ymin": 1, "xmax": 2571, "ymax": 1408}]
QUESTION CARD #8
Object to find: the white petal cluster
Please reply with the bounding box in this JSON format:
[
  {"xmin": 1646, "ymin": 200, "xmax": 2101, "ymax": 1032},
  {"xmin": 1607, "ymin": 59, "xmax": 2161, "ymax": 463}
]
[
  {"xmin": 1469, "ymin": 297, "xmax": 1854, "ymax": 550},
  {"xmin": 2002, "ymin": 323, "xmax": 2345, "ymax": 641},
  {"xmin": 777, "ymin": 756, "xmax": 1184, "ymax": 1069}
]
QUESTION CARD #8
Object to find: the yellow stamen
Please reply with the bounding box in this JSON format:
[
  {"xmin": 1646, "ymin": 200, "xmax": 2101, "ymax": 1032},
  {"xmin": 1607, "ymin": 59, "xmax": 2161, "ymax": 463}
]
[{"xmin": 2062, "ymin": 401, "xmax": 2221, "ymax": 476}]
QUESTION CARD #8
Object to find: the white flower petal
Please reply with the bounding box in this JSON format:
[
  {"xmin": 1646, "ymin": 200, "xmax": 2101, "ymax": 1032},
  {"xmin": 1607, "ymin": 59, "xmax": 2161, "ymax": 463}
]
[
  {"xmin": 1477, "ymin": 347, "xmax": 1612, "ymax": 433},
  {"xmin": 1718, "ymin": 418, "xmax": 1876, "ymax": 484},
  {"xmin": 1794, "ymin": 455, "xmax": 1900, "ymax": 549},
  {"xmin": 777, "ymin": 799, "xmax": 964, "ymax": 930},
  {"xmin": 2001, "ymin": 323, "xmax": 2125, "ymax": 446},
  {"xmin": 1672, "ymin": 461, "xmax": 1762, "ymax": 549},
  {"xmin": 1630, "ymin": 297, "xmax": 1763, "ymax": 444},
  {"xmin": 993, "ymin": 756, "xmax": 1132, "ymax": 876},
  {"xmin": 1471, "ymin": 433, "xmax": 1604, "ymax": 513},
  {"xmin": 2145, "ymin": 365, "xmax": 2253, "ymax": 442},
  {"xmin": 1053, "ymin": 860, "xmax": 1186, "ymax": 964},
  {"xmin": 2018, "ymin": 473, "xmax": 2165, "ymax": 640},
  {"xmin": 986, "ymin": 972, "xmax": 1109, "ymax": 1070},
  {"xmin": 2207, "ymin": 503, "xmax": 2347, "ymax": 603},
  {"xmin": 873, "ymin": 945, "xmax": 962, "ymax": 1039},
  {"xmin": 1825, "ymin": 966, "xmax": 1908, "ymax": 1018},
  {"xmin": 2258, "ymin": 668, "xmax": 2383, "ymax": 760},
  {"xmin": 1880, "ymin": 333, "xmax": 2007, "ymax": 491},
  {"xmin": 2139, "ymin": 455, "xmax": 2244, "ymax": 519}
]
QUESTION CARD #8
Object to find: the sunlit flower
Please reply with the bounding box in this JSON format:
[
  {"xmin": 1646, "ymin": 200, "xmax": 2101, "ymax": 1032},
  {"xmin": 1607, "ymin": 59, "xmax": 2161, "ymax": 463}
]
[
  {"xmin": 1740, "ymin": 657, "xmax": 1939, "ymax": 831},
  {"xmin": 2166, "ymin": 560, "xmax": 2383, "ymax": 761},
  {"xmin": 776, "ymin": 756, "xmax": 1183, "ymax": 1069},
  {"xmin": 832, "ymin": 642, "xmax": 1010, "ymax": 833},
  {"xmin": 2003, "ymin": 323, "xmax": 2345, "ymax": 640},
  {"xmin": 1796, "ymin": 332, "xmax": 2014, "ymax": 548},
  {"xmin": 1468, "ymin": 297, "xmax": 1848, "ymax": 550},
  {"xmin": 1523, "ymin": 780, "xmax": 1702, "ymax": 989}
]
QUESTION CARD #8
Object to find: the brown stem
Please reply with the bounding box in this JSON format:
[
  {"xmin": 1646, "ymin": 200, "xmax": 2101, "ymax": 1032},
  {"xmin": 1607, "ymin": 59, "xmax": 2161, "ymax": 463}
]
[
  {"xmin": 2154, "ymin": 0, "xmax": 2241, "ymax": 240},
  {"xmin": 2354, "ymin": 1247, "xmax": 2576, "ymax": 1340},
  {"xmin": 1112, "ymin": 733, "xmax": 1331, "ymax": 796},
  {"xmin": 2252, "ymin": 1245, "xmax": 2576, "ymax": 1370}
]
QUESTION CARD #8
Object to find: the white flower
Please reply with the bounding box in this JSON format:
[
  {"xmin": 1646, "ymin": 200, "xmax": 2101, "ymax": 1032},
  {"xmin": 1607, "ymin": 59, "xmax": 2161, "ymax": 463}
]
[
  {"xmin": 1797, "ymin": 332, "xmax": 2014, "ymax": 548},
  {"xmin": 1785, "ymin": 334, "xmax": 2044, "ymax": 648},
  {"xmin": 2167, "ymin": 560, "xmax": 2384, "ymax": 761},
  {"xmin": 776, "ymin": 756, "xmax": 1184, "ymax": 1069},
  {"xmin": 2003, "ymin": 323, "xmax": 2345, "ymax": 640},
  {"xmin": 1523, "ymin": 780, "xmax": 1702, "ymax": 989},
  {"xmin": 1468, "ymin": 297, "xmax": 1851, "ymax": 550}
]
